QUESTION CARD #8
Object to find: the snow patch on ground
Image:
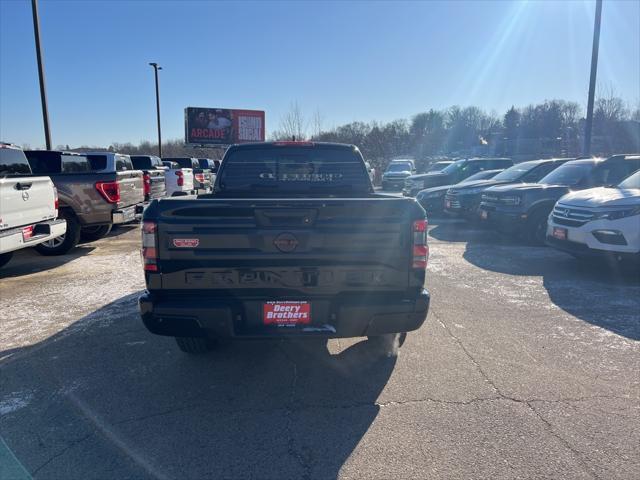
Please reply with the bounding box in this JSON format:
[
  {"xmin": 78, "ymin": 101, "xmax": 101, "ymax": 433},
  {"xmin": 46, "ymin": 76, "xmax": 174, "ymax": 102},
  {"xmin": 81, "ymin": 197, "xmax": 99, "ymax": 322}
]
[{"xmin": 0, "ymin": 391, "xmax": 33, "ymax": 416}]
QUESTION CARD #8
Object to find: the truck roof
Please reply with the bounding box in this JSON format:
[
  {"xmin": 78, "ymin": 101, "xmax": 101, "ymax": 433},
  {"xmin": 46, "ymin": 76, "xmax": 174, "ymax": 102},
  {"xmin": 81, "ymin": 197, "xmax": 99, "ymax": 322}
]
[{"xmin": 227, "ymin": 141, "xmax": 358, "ymax": 151}]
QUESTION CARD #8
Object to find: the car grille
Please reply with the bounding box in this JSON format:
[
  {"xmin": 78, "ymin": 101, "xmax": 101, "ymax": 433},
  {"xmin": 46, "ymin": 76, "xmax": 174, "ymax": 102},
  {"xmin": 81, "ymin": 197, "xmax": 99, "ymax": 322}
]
[
  {"xmin": 444, "ymin": 193, "xmax": 461, "ymax": 208},
  {"xmin": 552, "ymin": 205, "xmax": 595, "ymax": 227}
]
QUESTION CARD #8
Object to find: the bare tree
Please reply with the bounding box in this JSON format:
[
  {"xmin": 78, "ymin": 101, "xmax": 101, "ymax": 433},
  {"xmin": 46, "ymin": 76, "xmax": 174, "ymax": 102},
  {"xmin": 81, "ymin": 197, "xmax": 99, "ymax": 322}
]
[
  {"xmin": 273, "ymin": 101, "xmax": 308, "ymax": 141},
  {"xmin": 311, "ymin": 109, "xmax": 324, "ymax": 138}
]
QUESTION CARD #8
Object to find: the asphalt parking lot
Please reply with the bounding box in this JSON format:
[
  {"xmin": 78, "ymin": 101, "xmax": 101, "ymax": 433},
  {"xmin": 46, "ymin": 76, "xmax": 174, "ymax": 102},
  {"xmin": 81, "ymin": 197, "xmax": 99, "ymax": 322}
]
[{"xmin": 1, "ymin": 220, "xmax": 639, "ymax": 480}]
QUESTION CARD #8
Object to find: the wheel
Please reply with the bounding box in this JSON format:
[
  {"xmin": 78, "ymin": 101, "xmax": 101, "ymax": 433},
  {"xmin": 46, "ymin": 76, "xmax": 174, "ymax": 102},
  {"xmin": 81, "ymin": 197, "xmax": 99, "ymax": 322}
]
[
  {"xmin": 80, "ymin": 224, "xmax": 112, "ymax": 242},
  {"xmin": 175, "ymin": 336, "xmax": 213, "ymax": 354},
  {"xmin": 34, "ymin": 210, "xmax": 81, "ymax": 256},
  {"xmin": 0, "ymin": 252, "xmax": 14, "ymax": 269},
  {"xmin": 525, "ymin": 208, "xmax": 551, "ymax": 246}
]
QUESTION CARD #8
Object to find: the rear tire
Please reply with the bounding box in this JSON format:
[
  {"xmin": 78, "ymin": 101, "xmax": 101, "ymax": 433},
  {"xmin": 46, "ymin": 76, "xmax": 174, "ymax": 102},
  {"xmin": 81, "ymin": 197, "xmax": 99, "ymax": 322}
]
[
  {"xmin": 175, "ymin": 336, "xmax": 213, "ymax": 354},
  {"xmin": 0, "ymin": 252, "xmax": 14, "ymax": 269},
  {"xmin": 80, "ymin": 224, "xmax": 112, "ymax": 242},
  {"xmin": 34, "ymin": 210, "xmax": 81, "ymax": 256}
]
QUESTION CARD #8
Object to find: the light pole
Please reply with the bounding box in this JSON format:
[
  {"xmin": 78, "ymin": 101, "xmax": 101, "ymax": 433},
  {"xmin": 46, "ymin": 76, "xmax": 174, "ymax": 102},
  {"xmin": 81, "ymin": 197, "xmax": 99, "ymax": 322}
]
[
  {"xmin": 583, "ymin": 0, "xmax": 603, "ymax": 156},
  {"xmin": 31, "ymin": 0, "xmax": 51, "ymax": 150},
  {"xmin": 149, "ymin": 63, "xmax": 162, "ymax": 157}
]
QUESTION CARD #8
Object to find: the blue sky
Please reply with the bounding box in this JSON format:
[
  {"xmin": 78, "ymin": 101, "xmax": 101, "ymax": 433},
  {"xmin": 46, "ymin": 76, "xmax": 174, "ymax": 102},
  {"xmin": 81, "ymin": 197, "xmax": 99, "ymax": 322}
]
[{"xmin": 1, "ymin": 0, "xmax": 638, "ymax": 148}]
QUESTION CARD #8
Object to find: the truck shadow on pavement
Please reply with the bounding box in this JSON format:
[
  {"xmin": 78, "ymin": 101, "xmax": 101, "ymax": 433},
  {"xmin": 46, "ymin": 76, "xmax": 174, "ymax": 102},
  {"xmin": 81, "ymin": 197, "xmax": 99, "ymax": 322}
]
[
  {"xmin": 430, "ymin": 222, "xmax": 640, "ymax": 340},
  {"xmin": 0, "ymin": 246, "xmax": 94, "ymax": 279},
  {"xmin": 0, "ymin": 293, "xmax": 396, "ymax": 480}
]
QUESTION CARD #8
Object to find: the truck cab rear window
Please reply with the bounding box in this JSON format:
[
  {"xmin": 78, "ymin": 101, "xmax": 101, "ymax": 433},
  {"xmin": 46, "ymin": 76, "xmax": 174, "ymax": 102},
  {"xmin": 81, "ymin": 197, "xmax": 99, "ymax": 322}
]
[
  {"xmin": 62, "ymin": 155, "xmax": 91, "ymax": 173},
  {"xmin": 116, "ymin": 155, "xmax": 133, "ymax": 171},
  {"xmin": 0, "ymin": 149, "xmax": 32, "ymax": 175},
  {"xmin": 218, "ymin": 148, "xmax": 370, "ymax": 194}
]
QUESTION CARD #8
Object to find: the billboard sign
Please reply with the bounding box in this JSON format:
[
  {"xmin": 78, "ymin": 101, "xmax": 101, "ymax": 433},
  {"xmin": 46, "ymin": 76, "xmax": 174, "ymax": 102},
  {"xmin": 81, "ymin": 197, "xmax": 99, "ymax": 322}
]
[{"xmin": 185, "ymin": 107, "xmax": 265, "ymax": 145}]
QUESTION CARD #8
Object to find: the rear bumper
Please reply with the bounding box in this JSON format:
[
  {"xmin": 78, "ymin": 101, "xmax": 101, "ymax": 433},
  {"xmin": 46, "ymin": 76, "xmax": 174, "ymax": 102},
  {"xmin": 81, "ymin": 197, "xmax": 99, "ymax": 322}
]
[
  {"xmin": 139, "ymin": 289, "xmax": 431, "ymax": 339},
  {"xmin": 0, "ymin": 219, "xmax": 67, "ymax": 254},
  {"xmin": 112, "ymin": 205, "xmax": 138, "ymax": 224}
]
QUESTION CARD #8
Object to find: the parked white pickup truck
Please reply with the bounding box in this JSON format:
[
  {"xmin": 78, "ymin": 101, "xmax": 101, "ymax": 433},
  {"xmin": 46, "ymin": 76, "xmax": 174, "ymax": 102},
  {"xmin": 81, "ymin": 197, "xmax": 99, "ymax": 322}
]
[
  {"xmin": 161, "ymin": 160, "xmax": 195, "ymax": 196},
  {"xmin": 0, "ymin": 143, "xmax": 67, "ymax": 268}
]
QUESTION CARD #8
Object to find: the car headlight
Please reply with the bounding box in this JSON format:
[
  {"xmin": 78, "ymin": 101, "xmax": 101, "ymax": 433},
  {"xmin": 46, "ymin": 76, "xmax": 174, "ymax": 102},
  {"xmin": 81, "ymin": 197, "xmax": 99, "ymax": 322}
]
[
  {"xmin": 500, "ymin": 195, "xmax": 522, "ymax": 205},
  {"xmin": 593, "ymin": 207, "xmax": 640, "ymax": 220}
]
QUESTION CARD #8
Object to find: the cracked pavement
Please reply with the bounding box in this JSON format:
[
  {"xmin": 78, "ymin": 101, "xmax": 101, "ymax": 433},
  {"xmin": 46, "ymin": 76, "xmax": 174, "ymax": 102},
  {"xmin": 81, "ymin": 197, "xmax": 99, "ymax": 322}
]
[{"xmin": 0, "ymin": 221, "xmax": 639, "ymax": 479}]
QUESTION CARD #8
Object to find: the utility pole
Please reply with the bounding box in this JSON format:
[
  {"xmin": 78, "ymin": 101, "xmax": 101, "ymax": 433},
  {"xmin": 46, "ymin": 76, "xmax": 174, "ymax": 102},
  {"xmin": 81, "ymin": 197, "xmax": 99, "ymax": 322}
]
[
  {"xmin": 149, "ymin": 63, "xmax": 163, "ymax": 157},
  {"xmin": 583, "ymin": 0, "xmax": 603, "ymax": 156},
  {"xmin": 31, "ymin": 0, "xmax": 51, "ymax": 149}
]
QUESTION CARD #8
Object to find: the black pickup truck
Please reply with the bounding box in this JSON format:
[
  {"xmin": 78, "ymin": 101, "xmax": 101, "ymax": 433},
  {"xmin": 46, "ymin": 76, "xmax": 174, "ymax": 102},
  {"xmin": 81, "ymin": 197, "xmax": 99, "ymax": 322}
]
[{"xmin": 139, "ymin": 142, "xmax": 430, "ymax": 354}]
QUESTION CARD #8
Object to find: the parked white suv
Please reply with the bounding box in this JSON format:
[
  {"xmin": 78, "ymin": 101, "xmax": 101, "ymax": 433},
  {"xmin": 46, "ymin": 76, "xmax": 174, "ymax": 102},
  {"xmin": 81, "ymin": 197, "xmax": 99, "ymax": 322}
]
[
  {"xmin": 547, "ymin": 168, "xmax": 640, "ymax": 261},
  {"xmin": 0, "ymin": 143, "xmax": 67, "ymax": 268}
]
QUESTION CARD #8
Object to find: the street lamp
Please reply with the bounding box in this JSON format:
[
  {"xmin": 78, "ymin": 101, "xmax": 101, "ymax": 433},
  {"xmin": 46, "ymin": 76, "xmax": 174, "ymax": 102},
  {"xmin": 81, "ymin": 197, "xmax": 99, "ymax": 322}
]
[
  {"xmin": 149, "ymin": 62, "xmax": 163, "ymax": 157},
  {"xmin": 31, "ymin": 0, "xmax": 51, "ymax": 150},
  {"xmin": 583, "ymin": 0, "xmax": 603, "ymax": 156}
]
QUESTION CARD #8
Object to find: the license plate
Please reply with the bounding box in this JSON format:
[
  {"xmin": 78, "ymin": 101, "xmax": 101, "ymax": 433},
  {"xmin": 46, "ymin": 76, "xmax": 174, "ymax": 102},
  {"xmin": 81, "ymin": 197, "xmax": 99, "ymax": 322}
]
[
  {"xmin": 480, "ymin": 210, "xmax": 488, "ymax": 220},
  {"xmin": 552, "ymin": 227, "xmax": 567, "ymax": 241},
  {"xmin": 123, "ymin": 208, "xmax": 136, "ymax": 222},
  {"xmin": 22, "ymin": 225, "xmax": 34, "ymax": 241},
  {"xmin": 263, "ymin": 301, "xmax": 311, "ymax": 326},
  {"xmin": 445, "ymin": 200, "xmax": 451, "ymax": 209}
]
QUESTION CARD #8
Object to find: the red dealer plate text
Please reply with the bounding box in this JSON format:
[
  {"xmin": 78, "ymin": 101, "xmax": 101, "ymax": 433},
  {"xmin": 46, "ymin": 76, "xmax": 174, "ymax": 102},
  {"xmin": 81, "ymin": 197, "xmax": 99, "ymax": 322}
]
[
  {"xmin": 552, "ymin": 227, "xmax": 567, "ymax": 241},
  {"xmin": 263, "ymin": 301, "xmax": 311, "ymax": 326}
]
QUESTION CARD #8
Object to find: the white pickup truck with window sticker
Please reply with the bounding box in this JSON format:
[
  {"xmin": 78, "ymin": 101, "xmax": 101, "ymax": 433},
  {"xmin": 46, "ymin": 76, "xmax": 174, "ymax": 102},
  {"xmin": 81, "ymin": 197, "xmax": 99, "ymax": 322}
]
[{"xmin": 0, "ymin": 143, "xmax": 67, "ymax": 268}]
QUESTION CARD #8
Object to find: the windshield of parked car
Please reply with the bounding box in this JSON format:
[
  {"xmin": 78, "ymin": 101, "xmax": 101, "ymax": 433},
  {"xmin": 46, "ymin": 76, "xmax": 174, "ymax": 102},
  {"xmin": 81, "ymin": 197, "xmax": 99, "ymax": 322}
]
[
  {"xmin": 538, "ymin": 162, "xmax": 594, "ymax": 186},
  {"xmin": 618, "ymin": 170, "xmax": 640, "ymax": 189},
  {"xmin": 462, "ymin": 170, "xmax": 499, "ymax": 182},
  {"xmin": 386, "ymin": 163, "xmax": 411, "ymax": 172},
  {"xmin": 441, "ymin": 159, "xmax": 466, "ymax": 174},
  {"xmin": 218, "ymin": 147, "xmax": 370, "ymax": 195},
  {"xmin": 426, "ymin": 161, "xmax": 452, "ymax": 172},
  {"xmin": 491, "ymin": 161, "xmax": 540, "ymax": 182}
]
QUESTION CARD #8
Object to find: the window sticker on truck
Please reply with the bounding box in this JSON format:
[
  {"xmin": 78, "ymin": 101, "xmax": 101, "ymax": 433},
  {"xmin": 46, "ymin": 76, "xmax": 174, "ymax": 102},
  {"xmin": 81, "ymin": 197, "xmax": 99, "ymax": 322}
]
[{"xmin": 173, "ymin": 238, "xmax": 200, "ymax": 248}]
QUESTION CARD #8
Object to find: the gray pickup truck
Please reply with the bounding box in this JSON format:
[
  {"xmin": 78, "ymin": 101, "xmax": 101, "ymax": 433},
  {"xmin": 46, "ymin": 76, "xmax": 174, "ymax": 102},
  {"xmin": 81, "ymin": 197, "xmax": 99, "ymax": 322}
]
[{"xmin": 25, "ymin": 150, "xmax": 144, "ymax": 254}]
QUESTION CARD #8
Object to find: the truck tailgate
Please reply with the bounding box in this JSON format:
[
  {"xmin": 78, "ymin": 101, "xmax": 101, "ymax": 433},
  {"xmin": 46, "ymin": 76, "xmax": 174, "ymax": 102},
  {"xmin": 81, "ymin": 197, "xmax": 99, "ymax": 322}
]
[
  {"xmin": 0, "ymin": 176, "xmax": 56, "ymax": 230},
  {"xmin": 149, "ymin": 197, "xmax": 423, "ymax": 295},
  {"xmin": 117, "ymin": 171, "xmax": 144, "ymax": 208},
  {"xmin": 148, "ymin": 169, "xmax": 166, "ymax": 201}
]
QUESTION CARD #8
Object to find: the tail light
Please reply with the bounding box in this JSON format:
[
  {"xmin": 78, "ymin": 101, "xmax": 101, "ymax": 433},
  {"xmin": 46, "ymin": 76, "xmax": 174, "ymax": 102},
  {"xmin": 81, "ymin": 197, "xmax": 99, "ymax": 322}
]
[
  {"xmin": 141, "ymin": 221, "xmax": 158, "ymax": 272},
  {"xmin": 412, "ymin": 219, "xmax": 429, "ymax": 269},
  {"xmin": 95, "ymin": 181, "xmax": 120, "ymax": 204},
  {"xmin": 194, "ymin": 173, "xmax": 205, "ymax": 183},
  {"xmin": 143, "ymin": 173, "xmax": 151, "ymax": 196},
  {"xmin": 53, "ymin": 186, "xmax": 59, "ymax": 213},
  {"xmin": 176, "ymin": 170, "xmax": 184, "ymax": 186}
]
